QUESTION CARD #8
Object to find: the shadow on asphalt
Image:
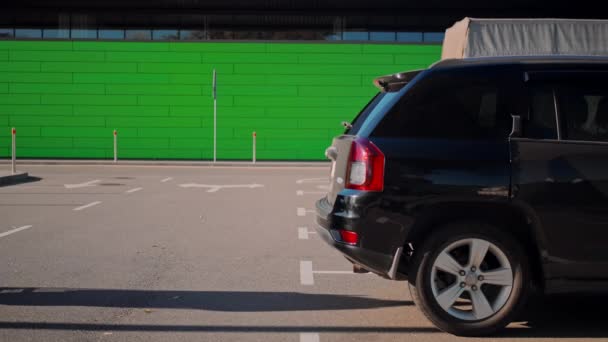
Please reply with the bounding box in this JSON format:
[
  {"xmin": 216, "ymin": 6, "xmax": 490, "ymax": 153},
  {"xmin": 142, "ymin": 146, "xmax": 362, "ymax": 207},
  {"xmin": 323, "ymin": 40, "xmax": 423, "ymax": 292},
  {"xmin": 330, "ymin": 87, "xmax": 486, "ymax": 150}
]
[
  {"xmin": 0, "ymin": 288, "xmax": 409, "ymax": 311},
  {"xmin": 0, "ymin": 176, "xmax": 41, "ymax": 187},
  {"xmin": 0, "ymin": 322, "xmax": 440, "ymax": 333},
  {"xmin": 1, "ymin": 288, "xmax": 607, "ymax": 337},
  {"xmin": 501, "ymin": 294, "xmax": 608, "ymax": 338}
]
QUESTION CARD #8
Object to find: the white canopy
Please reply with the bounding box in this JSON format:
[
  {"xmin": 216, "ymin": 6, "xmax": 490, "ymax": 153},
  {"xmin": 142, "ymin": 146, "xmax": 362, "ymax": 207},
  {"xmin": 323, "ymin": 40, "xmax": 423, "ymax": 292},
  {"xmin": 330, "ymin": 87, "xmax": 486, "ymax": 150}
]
[{"xmin": 441, "ymin": 17, "xmax": 608, "ymax": 59}]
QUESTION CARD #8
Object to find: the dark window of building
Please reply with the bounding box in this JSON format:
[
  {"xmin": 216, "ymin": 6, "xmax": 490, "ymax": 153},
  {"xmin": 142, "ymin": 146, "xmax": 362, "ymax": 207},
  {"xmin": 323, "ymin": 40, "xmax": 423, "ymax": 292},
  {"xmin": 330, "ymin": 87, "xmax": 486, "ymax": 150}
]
[
  {"xmin": 397, "ymin": 32, "xmax": 423, "ymax": 42},
  {"xmin": 71, "ymin": 29, "xmax": 97, "ymax": 39},
  {"xmin": 0, "ymin": 28, "xmax": 14, "ymax": 38},
  {"xmin": 233, "ymin": 30, "xmax": 270, "ymax": 40},
  {"xmin": 557, "ymin": 83, "xmax": 608, "ymax": 142},
  {"xmin": 370, "ymin": 31, "xmax": 396, "ymax": 41},
  {"xmin": 153, "ymin": 29, "xmax": 178, "ymax": 40},
  {"xmin": 99, "ymin": 29, "xmax": 125, "ymax": 40},
  {"xmin": 343, "ymin": 31, "xmax": 368, "ymax": 41},
  {"xmin": 15, "ymin": 28, "xmax": 42, "ymax": 38},
  {"xmin": 43, "ymin": 29, "xmax": 69, "ymax": 39},
  {"xmin": 0, "ymin": 13, "xmax": 446, "ymax": 43},
  {"xmin": 325, "ymin": 33, "xmax": 341, "ymax": 40},
  {"xmin": 423, "ymin": 32, "xmax": 445, "ymax": 43},
  {"xmin": 180, "ymin": 30, "xmax": 207, "ymax": 40},
  {"xmin": 208, "ymin": 29, "xmax": 234, "ymax": 40},
  {"xmin": 372, "ymin": 71, "xmax": 514, "ymax": 140},
  {"xmin": 126, "ymin": 29, "xmax": 152, "ymax": 40}
]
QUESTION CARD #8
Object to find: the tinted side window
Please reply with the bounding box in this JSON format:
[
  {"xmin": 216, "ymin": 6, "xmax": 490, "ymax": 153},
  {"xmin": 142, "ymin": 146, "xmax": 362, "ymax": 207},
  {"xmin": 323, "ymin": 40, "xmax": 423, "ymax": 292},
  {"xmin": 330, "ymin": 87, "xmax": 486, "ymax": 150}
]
[
  {"xmin": 557, "ymin": 83, "xmax": 608, "ymax": 142},
  {"xmin": 372, "ymin": 70, "xmax": 516, "ymax": 140},
  {"xmin": 525, "ymin": 88, "xmax": 558, "ymax": 140}
]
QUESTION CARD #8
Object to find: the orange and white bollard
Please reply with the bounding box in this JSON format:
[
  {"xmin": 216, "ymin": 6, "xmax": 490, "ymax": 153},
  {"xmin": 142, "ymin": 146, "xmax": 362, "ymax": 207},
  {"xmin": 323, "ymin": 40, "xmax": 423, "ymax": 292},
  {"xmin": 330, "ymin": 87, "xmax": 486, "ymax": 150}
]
[
  {"xmin": 113, "ymin": 129, "xmax": 117, "ymax": 163},
  {"xmin": 11, "ymin": 127, "xmax": 16, "ymax": 174},
  {"xmin": 252, "ymin": 131, "xmax": 257, "ymax": 164}
]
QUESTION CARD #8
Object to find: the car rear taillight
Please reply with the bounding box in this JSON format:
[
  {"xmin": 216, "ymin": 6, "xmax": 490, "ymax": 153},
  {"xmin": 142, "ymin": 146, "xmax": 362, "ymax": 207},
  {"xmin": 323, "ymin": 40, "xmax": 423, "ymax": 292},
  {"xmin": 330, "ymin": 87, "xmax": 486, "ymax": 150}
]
[
  {"xmin": 345, "ymin": 137, "xmax": 385, "ymax": 192},
  {"xmin": 339, "ymin": 230, "xmax": 359, "ymax": 245}
]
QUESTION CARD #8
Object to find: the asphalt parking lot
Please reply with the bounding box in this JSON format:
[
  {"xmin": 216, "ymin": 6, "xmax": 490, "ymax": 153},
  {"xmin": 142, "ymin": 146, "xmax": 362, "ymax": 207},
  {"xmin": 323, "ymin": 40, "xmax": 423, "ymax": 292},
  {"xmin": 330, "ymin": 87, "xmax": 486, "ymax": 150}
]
[{"xmin": 0, "ymin": 164, "xmax": 606, "ymax": 342}]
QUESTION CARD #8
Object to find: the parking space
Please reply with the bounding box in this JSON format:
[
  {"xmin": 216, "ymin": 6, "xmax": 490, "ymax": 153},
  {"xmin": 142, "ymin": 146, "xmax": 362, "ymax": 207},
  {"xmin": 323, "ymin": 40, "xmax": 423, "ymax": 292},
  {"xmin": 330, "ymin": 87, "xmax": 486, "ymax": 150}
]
[{"xmin": 0, "ymin": 164, "xmax": 606, "ymax": 342}]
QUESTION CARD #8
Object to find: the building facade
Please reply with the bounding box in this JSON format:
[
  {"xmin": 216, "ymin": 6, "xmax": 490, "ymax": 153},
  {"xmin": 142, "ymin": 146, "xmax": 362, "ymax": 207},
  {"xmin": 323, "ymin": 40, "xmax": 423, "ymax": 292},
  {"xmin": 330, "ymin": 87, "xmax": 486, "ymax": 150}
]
[{"xmin": 0, "ymin": 1, "xmax": 605, "ymax": 160}]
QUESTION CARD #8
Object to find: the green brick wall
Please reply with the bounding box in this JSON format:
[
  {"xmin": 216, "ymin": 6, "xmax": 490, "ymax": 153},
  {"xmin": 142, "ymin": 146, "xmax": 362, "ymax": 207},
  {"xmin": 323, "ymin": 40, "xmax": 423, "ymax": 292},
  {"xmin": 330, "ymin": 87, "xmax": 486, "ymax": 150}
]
[{"xmin": 0, "ymin": 41, "xmax": 441, "ymax": 160}]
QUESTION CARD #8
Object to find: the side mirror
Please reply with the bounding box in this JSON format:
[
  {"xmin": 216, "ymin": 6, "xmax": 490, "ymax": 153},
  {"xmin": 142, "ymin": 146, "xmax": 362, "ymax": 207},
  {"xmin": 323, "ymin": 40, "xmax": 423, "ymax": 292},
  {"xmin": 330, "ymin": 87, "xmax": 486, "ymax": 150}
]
[{"xmin": 510, "ymin": 115, "xmax": 522, "ymax": 138}]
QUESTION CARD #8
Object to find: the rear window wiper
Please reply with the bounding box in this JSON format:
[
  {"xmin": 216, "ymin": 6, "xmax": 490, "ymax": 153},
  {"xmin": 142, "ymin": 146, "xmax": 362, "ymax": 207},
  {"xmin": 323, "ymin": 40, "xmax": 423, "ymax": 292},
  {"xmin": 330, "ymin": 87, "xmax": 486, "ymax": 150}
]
[{"xmin": 342, "ymin": 121, "xmax": 353, "ymax": 129}]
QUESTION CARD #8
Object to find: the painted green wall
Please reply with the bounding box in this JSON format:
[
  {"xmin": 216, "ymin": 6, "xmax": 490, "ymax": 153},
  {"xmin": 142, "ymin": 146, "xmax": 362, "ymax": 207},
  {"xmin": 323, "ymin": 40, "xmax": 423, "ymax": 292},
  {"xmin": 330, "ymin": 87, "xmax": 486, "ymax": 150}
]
[{"xmin": 0, "ymin": 41, "xmax": 441, "ymax": 160}]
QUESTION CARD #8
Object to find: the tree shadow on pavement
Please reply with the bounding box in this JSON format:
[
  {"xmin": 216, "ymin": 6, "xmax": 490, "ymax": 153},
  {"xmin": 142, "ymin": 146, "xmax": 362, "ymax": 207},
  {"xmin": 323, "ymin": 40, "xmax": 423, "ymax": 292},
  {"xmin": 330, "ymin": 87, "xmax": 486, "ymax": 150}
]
[{"xmin": 0, "ymin": 287, "xmax": 409, "ymax": 312}]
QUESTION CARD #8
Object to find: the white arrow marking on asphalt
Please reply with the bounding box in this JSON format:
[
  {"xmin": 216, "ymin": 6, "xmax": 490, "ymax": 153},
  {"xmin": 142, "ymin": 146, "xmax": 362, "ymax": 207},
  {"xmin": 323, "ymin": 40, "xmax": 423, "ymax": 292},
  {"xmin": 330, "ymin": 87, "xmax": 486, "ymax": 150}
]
[
  {"xmin": 179, "ymin": 183, "xmax": 264, "ymax": 193},
  {"xmin": 0, "ymin": 225, "xmax": 33, "ymax": 239},
  {"xmin": 296, "ymin": 178, "xmax": 327, "ymax": 184},
  {"xmin": 296, "ymin": 190, "xmax": 325, "ymax": 196},
  {"xmin": 161, "ymin": 177, "xmax": 173, "ymax": 183},
  {"xmin": 64, "ymin": 179, "xmax": 100, "ymax": 189},
  {"xmin": 73, "ymin": 201, "xmax": 102, "ymax": 211}
]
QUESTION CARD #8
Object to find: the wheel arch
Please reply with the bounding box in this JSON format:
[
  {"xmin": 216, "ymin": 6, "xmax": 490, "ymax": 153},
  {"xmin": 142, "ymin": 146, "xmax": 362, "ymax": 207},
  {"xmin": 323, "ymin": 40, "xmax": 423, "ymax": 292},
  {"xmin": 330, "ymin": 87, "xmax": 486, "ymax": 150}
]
[{"xmin": 403, "ymin": 201, "xmax": 547, "ymax": 291}]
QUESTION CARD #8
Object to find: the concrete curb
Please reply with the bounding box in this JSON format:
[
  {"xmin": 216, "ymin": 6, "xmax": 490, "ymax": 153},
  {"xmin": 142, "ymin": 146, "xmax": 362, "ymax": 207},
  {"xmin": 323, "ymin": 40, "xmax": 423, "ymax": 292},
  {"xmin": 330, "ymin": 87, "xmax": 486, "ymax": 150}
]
[
  {"xmin": 0, "ymin": 159, "xmax": 330, "ymax": 168},
  {"xmin": 0, "ymin": 172, "xmax": 29, "ymax": 186}
]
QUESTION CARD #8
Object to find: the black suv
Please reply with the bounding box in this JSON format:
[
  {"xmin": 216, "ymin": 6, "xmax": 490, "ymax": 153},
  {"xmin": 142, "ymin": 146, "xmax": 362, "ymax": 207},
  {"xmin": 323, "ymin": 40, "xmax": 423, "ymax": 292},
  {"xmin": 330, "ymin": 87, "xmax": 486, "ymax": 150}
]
[{"xmin": 315, "ymin": 56, "xmax": 608, "ymax": 336}]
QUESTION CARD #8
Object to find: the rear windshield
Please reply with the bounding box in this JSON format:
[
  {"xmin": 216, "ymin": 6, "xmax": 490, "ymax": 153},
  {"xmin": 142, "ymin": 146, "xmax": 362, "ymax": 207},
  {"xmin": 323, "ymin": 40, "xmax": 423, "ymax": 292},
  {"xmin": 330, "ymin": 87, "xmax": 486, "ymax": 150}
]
[
  {"xmin": 345, "ymin": 92, "xmax": 402, "ymax": 135},
  {"xmin": 372, "ymin": 68, "xmax": 520, "ymax": 141},
  {"xmin": 345, "ymin": 93, "xmax": 384, "ymax": 135},
  {"xmin": 344, "ymin": 70, "xmax": 426, "ymax": 136}
]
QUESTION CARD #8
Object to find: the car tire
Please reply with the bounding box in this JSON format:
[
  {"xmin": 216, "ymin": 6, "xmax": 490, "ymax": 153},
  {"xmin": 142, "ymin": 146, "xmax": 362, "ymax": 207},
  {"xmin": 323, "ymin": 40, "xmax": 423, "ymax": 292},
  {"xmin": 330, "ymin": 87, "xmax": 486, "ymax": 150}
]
[{"xmin": 408, "ymin": 221, "xmax": 530, "ymax": 336}]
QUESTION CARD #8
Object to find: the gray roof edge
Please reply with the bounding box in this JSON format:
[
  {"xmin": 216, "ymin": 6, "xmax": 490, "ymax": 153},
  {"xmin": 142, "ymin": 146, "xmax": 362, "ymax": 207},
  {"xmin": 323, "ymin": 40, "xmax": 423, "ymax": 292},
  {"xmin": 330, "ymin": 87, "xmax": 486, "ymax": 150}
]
[
  {"xmin": 466, "ymin": 18, "xmax": 608, "ymax": 24},
  {"xmin": 430, "ymin": 55, "xmax": 608, "ymax": 69}
]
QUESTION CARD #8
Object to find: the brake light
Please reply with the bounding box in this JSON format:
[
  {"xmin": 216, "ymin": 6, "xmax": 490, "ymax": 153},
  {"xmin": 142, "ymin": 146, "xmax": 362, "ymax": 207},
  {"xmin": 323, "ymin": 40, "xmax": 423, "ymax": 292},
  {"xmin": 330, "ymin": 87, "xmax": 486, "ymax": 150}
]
[
  {"xmin": 346, "ymin": 138, "xmax": 385, "ymax": 191},
  {"xmin": 339, "ymin": 230, "xmax": 359, "ymax": 245}
]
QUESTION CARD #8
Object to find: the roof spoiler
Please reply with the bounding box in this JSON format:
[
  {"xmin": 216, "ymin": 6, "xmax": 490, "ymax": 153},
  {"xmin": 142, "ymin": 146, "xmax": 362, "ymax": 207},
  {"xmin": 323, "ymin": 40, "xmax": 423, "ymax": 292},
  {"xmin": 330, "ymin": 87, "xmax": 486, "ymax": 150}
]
[{"xmin": 373, "ymin": 69, "xmax": 423, "ymax": 92}]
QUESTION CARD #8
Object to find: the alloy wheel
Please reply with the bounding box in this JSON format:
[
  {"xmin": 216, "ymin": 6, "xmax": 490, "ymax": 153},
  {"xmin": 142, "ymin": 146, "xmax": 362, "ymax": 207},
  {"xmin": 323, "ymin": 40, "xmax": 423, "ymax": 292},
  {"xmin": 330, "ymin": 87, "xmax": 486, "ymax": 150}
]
[{"xmin": 430, "ymin": 238, "xmax": 514, "ymax": 321}]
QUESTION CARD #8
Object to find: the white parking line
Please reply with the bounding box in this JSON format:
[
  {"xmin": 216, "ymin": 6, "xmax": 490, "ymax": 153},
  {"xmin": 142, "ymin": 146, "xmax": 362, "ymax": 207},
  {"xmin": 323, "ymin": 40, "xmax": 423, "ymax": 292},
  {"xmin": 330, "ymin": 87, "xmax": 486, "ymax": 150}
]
[
  {"xmin": 297, "ymin": 208, "xmax": 315, "ymax": 216},
  {"xmin": 125, "ymin": 187, "xmax": 142, "ymax": 194},
  {"xmin": 0, "ymin": 225, "xmax": 33, "ymax": 239},
  {"xmin": 296, "ymin": 190, "xmax": 326, "ymax": 196},
  {"xmin": 300, "ymin": 260, "xmax": 368, "ymax": 285},
  {"xmin": 161, "ymin": 177, "xmax": 173, "ymax": 183},
  {"xmin": 296, "ymin": 178, "xmax": 327, "ymax": 184},
  {"xmin": 298, "ymin": 227, "xmax": 317, "ymax": 240},
  {"xmin": 73, "ymin": 201, "xmax": 101, "ymax": 211},
  {"xmin": 64, "ymin": 179, "xmax": 100, "ymax": 189},
  {"xmin": 0, "ymin": 288, "xmax": 24, "ymax": 293},
  {"xmin": 300, "ymin": 333, "xmax": 320, "ymax": 342},
  {"xmin": 300, "ymin": 261, "xmax": 314, "ymax": 285}
]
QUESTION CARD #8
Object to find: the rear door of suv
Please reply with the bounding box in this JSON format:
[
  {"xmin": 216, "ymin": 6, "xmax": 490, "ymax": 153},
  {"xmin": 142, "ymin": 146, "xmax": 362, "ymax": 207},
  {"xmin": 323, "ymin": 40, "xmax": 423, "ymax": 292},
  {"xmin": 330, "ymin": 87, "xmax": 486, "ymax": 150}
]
[
  {"xmin": 368, "ymin": 66, "xmax": 518, "ymax": 215},
  {"xmin": 510, "ymin": 68, "xmax": 608, "ymax": 282}
]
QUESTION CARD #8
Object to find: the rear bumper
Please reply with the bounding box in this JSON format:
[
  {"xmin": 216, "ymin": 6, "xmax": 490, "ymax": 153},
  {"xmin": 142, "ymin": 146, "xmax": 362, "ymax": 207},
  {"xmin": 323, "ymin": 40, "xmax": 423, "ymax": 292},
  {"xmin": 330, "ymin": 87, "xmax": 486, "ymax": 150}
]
[{"xmin": 315, "ymin": 196, "xmax": 406, "ymax": 279}]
